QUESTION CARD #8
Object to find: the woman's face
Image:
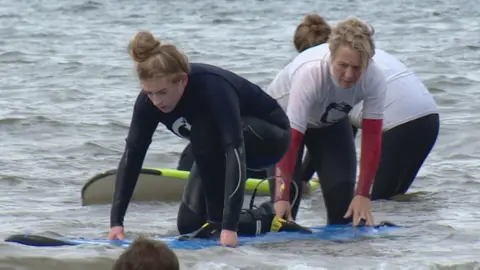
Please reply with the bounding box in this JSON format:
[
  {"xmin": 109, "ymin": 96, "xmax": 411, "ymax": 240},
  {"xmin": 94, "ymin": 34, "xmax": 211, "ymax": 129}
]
[
  {"xmin": 331, "ymin": 45, "xmax": 365, "ymax": 88},
  {"xmin": 141, "ymin": 73, "xmax": 188, "ymax": 113}
]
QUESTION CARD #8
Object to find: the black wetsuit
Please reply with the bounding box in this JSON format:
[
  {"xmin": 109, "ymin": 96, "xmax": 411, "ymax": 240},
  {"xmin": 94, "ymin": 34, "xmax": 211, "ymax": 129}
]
[
  {"xmin": 110, "ymin": 63, "xmax": 290, "ymax": 235},
  {"xmin": 276, "ymin": 117, "xmax": 358, "ymax": 224},
  {"xmin": 300, "ymin": 113, "xmax": 439, "ymax": 201},
  {"xmin": 177, "ymin": 143, "xmax": 269, "ymax": 180}
]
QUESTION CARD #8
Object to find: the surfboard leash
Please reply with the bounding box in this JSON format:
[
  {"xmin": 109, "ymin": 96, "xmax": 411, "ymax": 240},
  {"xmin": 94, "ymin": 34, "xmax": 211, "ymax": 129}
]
[{"xmin": 248, "ymin": 175, "xmax": 299, "ymax": 212}]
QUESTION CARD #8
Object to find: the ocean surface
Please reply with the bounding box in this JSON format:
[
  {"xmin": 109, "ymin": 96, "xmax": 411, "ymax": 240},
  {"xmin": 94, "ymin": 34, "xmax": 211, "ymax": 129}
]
[{"xmin": 1, "ymin": 0, "xmax": 480, "ymax": 269}]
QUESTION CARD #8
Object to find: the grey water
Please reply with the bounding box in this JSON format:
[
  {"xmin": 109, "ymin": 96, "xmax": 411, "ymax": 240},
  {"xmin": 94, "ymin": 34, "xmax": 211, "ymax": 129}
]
[{"xmin": 0, "ymin": 0, "xmax": 479, "ymax": 269}]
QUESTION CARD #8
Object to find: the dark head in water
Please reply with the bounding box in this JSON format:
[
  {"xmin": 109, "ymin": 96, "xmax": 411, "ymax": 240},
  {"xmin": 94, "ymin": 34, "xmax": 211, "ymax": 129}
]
[
  {"xmin": 294, "ymin": 14, "xmax": 332, "ymax": 53},
  {"xmin": 293, "ymin": 14, "xmax": 375, "ymax": 53},
  {"xmin": 113, "ymin": 237, "xmax": 179, "ymax": 270},
  {"xmin": 128, "ymin": 31, "xmax": 190, "ymax": 113}
]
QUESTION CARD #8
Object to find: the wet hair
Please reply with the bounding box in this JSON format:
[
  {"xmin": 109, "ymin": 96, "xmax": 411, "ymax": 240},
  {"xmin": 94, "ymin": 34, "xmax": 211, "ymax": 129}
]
[
  {"xmin": 293, "ymin": 14, "xmax": 332, "ymax": 53},
  {"xmin": 112, "ymin": 237, "xmax": 180, "ymax": 270},
  {"xmin": 328, "ymin": 17, "xmax": 375, "ymax": 70},
  {"xmin": 128, "ymin": 31, "xmax": 190, "ymax": 82}
]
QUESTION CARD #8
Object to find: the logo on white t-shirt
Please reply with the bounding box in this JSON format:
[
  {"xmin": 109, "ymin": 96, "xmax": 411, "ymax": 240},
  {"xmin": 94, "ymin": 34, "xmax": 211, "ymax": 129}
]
[{"xmin": 320, "ymin": 102, "xmax": 353, "ymax": 124}]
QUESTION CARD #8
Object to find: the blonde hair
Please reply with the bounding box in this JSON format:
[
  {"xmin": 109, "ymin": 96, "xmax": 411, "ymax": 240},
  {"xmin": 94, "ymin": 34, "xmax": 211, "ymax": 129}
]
[
  {"xmin": 294, "ymin": 14, "xmax": 332, "ymax": 53},
  {"xmin": 328, "ymin": 17, "xmax": 375, "ymax": 69},
  {"xmin": 113, "ymin": 237, "xmax": 179, "ymax": 270},
  {"xmin": 128, "ymin": 31, "xmax": 190, "ymax": 82}
]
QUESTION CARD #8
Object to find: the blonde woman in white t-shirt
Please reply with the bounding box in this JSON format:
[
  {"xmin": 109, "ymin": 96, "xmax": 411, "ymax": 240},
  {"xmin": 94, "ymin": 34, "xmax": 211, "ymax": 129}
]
[
  {"xmin": 265, "ymin": 17, "xmax": 386, "ymax": 227},
  {"xmin": 295, "ymin": 14, "xmax": 439, "ymax": 202}
]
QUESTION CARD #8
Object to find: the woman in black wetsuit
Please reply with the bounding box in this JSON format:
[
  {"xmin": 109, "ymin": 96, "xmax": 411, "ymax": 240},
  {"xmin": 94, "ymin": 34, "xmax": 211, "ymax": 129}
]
[{"xmin": 107, "ymin": 31, "xmax": 308, "ymax": 247}]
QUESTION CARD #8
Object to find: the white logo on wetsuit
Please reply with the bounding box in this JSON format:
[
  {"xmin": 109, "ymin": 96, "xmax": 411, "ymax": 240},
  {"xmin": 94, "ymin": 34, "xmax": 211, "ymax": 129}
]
[
  {"xmin": 320, "ymin": 102, "xmax": 353, "ymax": 124},
  {"xmin": 171, "ymin": 117, "xmax": 191, "ymax": 139}
]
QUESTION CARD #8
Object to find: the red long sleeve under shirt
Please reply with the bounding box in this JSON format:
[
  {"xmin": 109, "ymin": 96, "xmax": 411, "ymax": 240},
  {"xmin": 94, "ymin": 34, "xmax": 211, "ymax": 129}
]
[{"xmin": 274, "ymin": 118, "xmax": 383, "ymax": 201}]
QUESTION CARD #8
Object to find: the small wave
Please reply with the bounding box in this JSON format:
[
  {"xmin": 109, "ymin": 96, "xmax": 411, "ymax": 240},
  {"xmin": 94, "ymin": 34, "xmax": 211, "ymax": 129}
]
[
  {"xmin": 428, "ymin": 87, "xmax": 446, "ymax": 93},
  {"xmin": 423, "ymin": 222, "xmax": 459, "ymax": 232},
  {"xmin": 0, "ymin": 255, "xmax": 117, "ymax": 270},
  {"xmin": 427, "ymin": 74, "xmax": 478, "ymax": 87},
  {"xmin": 28, "ymin": 31, "xmax": 67, "ymax": 39},
  {"xmin": 0, "ymin": 117, "xmax": 25, "ymax": 125},
  {"xmin": 58, "ymin": 1, "xmax": 103, "ymax": 14},
  {"xmin": 0, "ymin": 13, "xmax": 20, "ymax": 19},
  {"xmin": 435, "ymin": 45, "xmax": 480, "ymax": 59},
  {"xmin": 212, "ymin": 18, "xmax": 236, "ymax": 24},
  {"xmin": 57, "ymin": 60, "xmax": 84, "ymax": 69},
  {"xmin": 432, "ymin": 261, "xmax": 480, "ymax": 270},
  {"xmin": 0, "ymin": 115, "xmax": 64, "ymax": 127},
  {"xmin": 0, "ymin": 175, "xmax": 23, "ymax": 186},
  {"xmin": 125, "ymin": 14, "xmax": 143, "ymax": 19},
  {"xmin": 74, "ymin": 119, "xmax": 129, "ymax": 129},
  {"xmin": 0, "ymin": 51, "xmax": 36, "ymax": 64},
  {"xmin": 464, "ymin": 45, "xmax": 480, "ymax": 51},
  {"xmin": 82, "ymin": 141, "xmax": 118, "ymax": 155}
]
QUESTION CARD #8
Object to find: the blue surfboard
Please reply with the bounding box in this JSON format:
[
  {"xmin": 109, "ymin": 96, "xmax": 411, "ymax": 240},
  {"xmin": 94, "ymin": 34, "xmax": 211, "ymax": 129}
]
[{"xmin": 4, "ymin": 221, "xmax": 401, "ymax": 250}]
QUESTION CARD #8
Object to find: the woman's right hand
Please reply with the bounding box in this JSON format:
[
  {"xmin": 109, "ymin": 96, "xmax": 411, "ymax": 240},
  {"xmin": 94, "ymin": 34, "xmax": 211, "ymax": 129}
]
[
  {"xmin": 274, "ymin": 200, "xmax": 294, "ymax": 221},
  {"xmin": 108, "ymin": 226, "xmax": 125, "ymax": 240}
]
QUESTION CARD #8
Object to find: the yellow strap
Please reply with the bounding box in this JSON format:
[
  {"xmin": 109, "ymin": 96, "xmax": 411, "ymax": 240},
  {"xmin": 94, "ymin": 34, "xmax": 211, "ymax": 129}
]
[{"xmin": 270, "ymin": 216, "xmax": 286, "ymax": 232}]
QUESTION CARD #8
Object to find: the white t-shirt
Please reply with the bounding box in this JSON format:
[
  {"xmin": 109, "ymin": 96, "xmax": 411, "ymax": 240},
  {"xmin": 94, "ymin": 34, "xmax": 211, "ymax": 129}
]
[
  {"xmin": 266, "ymin": 43, "xmax": 386, "ymax": 134},
  {"xmin": 348, "ymin": 49, "xmax": 438, "ymax": 131}
]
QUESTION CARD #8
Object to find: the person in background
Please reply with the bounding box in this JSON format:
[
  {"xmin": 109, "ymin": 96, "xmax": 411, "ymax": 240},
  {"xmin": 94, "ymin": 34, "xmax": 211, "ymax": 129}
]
[
  {"xmin": 295, "ymin": 14, "xmax": 439, "ymax": 201},
  {"xmin": 266, "ymin": 17, "xmax": 386, "ymax": 227},
  {"xmin": 112, "ymin": 237, "xmax": 179, "ymax": 270}
]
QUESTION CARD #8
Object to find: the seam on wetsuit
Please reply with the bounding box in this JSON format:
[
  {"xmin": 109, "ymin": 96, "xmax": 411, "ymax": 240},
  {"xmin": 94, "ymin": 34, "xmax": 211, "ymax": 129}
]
[
  {"xmin": 228, "ymin": 148, "xmax": 243, "ymax": 199},
  {"xmin": 246, "ymin": 125, "xmax": 264, "ymax": 140}
]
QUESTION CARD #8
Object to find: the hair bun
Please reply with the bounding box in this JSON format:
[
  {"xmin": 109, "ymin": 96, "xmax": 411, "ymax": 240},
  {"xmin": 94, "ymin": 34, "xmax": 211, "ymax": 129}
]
[
  {"xmin": 128, "ymin": 31, "xmax": 162, "ymax": 63},
  {"xmin": 360, "ymin": 20, "xmax": 375, "ymax": 36},
  {"xmin": 304, "ymin": 14, "xmax": 327, "ymax": 26},
  {"xmin": 303, "ymin": 14, "xmax": 331, "ymax": 35}
]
